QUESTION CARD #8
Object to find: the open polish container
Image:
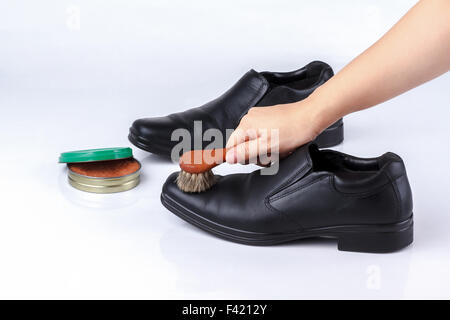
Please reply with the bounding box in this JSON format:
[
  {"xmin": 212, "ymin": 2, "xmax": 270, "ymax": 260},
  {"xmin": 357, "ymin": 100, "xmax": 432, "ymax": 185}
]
[{"xmin": 59, "ymin": 147, "xmax": 141, "ymax": 193}]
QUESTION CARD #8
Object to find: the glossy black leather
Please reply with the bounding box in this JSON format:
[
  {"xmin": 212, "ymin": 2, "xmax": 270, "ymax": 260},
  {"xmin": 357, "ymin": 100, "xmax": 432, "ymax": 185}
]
[
  {"xmin": 129, "ymin": 61, "xmax": 343, "ymax": 156},
  {"xmin": 161, "ymin": 144, "xmax": 413, "ymax": 245}
]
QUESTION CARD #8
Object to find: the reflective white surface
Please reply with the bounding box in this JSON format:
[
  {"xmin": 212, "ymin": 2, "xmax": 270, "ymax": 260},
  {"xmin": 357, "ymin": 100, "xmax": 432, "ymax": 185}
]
[{"xmin": 1, "ymin": 0, "xmax": 449, "ymax": 299}]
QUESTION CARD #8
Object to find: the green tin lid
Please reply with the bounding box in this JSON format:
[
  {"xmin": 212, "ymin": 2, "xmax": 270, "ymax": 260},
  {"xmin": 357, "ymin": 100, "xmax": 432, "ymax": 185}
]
[{"xmin": 59, "ymin": 147, "xmax": 133, "ymax": 163}]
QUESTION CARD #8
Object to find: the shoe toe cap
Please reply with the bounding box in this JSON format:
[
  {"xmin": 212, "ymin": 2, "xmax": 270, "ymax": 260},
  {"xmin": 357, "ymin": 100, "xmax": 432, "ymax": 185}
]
[
  {"xmin": 161, "ymin": 171, "xmax": 216, "ymax": 213},
  {"xmin": 161, "ymin": 172, "xmax": 276, "ymax": 234},
  {"xmin": 130, "ymin": 117, "xmax": 175, "ymax": 139},
  {"xmin": 161, "ymin": 171, "xmax": 231, "ymax": 223}
]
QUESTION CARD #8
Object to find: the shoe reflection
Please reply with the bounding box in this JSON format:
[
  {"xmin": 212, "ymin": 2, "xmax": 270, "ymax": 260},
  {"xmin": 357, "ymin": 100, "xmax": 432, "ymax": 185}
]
[{"xmin": 159, "ymin": 223, "xmax": 412, "ymax": 299}]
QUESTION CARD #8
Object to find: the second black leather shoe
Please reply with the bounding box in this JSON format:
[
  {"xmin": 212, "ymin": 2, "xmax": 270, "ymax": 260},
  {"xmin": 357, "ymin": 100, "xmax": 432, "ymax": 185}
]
[
  {"xmin": 161, "ymin": 144, "xmax": 413, "ymax": 253},
  {"xmin": 129, "ymin": 61, "xmax": 343, "ymax": 157}
]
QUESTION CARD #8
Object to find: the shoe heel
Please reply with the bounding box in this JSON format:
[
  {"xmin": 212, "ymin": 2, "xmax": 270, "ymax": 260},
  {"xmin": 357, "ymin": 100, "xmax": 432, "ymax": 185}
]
[
  {"xmin": 314, "ymin": 120, "xmax": 344, "ymax": 148},
  {"xmin": 337, "ymin": 222, "xmax": 413, "ymax": 253}
]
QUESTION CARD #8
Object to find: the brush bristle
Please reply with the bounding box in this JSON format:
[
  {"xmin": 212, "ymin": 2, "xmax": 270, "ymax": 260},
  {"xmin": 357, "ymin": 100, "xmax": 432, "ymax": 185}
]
[{"xmin": 176, "ymin": 170, "xmax": 216, "ymax": 193}]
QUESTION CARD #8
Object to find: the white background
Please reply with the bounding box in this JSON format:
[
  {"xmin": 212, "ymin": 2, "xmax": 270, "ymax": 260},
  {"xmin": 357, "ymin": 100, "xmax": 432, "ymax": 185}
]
[{"xmin": 1, "ymin": 0, "xmax": 449, "ymax": 299}]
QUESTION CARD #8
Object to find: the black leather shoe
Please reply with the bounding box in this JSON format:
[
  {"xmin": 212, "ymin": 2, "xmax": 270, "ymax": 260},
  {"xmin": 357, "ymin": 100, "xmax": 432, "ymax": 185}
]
[
  {"xmin": 129, "ymin": 61, "xmax": 343, "ymax": 157},
  {"xmin": 161, "ymin": 144, "xmax": 413, "ymax": 253}
]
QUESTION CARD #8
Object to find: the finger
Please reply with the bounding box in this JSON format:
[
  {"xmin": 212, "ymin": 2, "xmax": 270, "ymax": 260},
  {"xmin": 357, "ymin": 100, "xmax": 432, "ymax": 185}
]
[
  {"xmin": 226, "ymin": 127, "xmax": 248, "ymax": 149},
  {"xmin": 256, "ymin": 159, "xmax": 271, "ymax": 167},
  {"xmin": 227, "ymin": 137, "xmax": 265, "ymax": 165},
  {"xmin": 280, "ymin": 151, "xmax": 293, "ymax": 159}
]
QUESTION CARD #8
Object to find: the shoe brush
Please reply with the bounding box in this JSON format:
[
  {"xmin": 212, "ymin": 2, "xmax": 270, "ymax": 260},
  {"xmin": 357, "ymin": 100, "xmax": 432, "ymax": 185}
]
[{"xmin": 176, "ymin": 148, "xmax": 227, "ymax": 193}]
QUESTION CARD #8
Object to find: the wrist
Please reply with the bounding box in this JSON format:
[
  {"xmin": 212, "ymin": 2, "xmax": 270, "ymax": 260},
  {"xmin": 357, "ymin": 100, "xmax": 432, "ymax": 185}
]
[{"xmin": 304, "ymin": 87, "xmax": 344, "ymax": 135}]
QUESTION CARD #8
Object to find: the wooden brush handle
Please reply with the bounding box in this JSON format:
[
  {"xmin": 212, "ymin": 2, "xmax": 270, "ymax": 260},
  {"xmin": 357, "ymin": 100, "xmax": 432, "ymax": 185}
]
[{"xmin": 179, "ymin": 148, "xmax": 228, "ymax": 174}]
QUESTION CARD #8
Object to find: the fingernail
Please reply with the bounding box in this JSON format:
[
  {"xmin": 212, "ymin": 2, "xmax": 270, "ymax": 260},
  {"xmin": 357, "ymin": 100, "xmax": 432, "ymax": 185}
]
[{"xmin": 226, "ymin": 149, "xmax": 236, "ymax": 164}]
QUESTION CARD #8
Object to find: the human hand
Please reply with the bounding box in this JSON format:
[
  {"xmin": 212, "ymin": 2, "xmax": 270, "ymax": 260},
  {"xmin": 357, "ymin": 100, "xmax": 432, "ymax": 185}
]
[{"xmin": 225, "ymin": 98, "xmax": 327, "ymax": 165}]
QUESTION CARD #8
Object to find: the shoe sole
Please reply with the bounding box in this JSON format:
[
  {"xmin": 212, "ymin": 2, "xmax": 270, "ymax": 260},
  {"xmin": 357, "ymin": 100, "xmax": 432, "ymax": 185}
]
[
  {"xmin": 129, "ymin": 120, "xmax": 344, "ymax": 156},
  {"xmin": 161, "ymin": 192, "xmax": 413, "ymax": 253}
]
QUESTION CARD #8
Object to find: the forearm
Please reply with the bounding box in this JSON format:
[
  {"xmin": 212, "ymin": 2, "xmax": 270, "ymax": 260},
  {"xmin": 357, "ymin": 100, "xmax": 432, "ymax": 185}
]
[{"xmin": 309, "ymin": 0, "xmax": 450, "ymax": 131}]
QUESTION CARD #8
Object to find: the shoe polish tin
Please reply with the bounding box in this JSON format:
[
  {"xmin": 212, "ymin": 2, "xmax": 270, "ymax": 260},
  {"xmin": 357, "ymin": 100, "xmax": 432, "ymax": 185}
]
[{"xmin": 59, "ymin": 147, "xmax": 141, "ymax": 194}]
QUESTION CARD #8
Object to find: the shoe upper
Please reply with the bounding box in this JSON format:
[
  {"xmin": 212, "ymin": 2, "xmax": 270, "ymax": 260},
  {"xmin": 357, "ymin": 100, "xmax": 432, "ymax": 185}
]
[
  {"xmin": 162, "ymin": 144, "xmax": 413, "ymax": 234},
  {"xmin": 130, "ymin": 61, "xmax": 337, "ymax": 156}
]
